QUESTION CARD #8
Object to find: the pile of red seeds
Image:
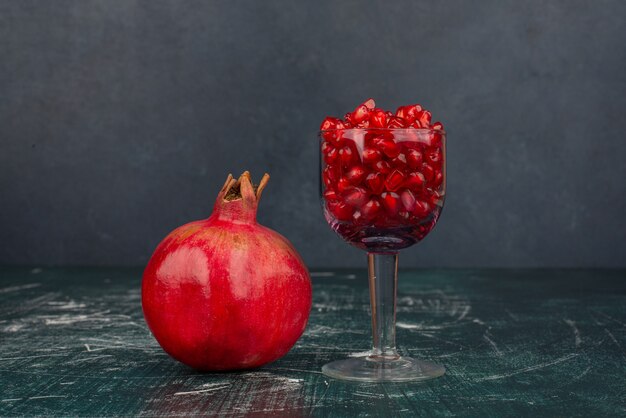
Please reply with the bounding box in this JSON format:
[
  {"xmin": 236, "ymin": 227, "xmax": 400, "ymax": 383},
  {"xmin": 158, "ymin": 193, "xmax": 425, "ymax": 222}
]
[
  {"xmin": 319, "ymin": 99, "xmax": 445, "ymax": 243},
  {"xmin": 320, "ymin": 98, "xmax": 444, "ymax": 131}
]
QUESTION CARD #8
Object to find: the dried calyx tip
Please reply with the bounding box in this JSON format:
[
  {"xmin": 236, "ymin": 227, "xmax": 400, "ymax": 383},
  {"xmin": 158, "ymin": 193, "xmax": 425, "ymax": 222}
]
[{"xmin": 223, "ymin": 172, "xmax": 270, "ymax": 201}]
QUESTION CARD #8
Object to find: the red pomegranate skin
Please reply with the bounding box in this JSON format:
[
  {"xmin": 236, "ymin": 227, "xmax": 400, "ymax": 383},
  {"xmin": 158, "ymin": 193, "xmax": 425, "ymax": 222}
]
[{"xmin": 142, "ymin": 172, "xmax": 312, "ymax": 371}]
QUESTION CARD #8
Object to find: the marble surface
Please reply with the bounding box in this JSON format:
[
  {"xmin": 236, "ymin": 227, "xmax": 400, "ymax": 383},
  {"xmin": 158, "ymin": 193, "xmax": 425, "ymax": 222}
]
[{"xmin": 0, "ymin": 267, "xmax": 624, "ymax": 416}]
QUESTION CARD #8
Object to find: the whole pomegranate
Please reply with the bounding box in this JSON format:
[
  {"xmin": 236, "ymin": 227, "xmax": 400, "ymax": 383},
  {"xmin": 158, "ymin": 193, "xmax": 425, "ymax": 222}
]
[{"xmin": 142, "ymin": 172, "xmax": 312, "ymax": 371}]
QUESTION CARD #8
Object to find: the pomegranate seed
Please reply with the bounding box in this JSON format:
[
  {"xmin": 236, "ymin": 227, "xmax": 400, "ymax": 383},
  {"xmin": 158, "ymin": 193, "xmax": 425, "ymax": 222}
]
[
  {"xmin": 431, "ymin": 121, "xmax": 444, "ymax": 131},
  {"xmin": 324, "ymin": 189, "xmax": 339, "ymax": 201},
  {"xmin": 385, "ymin": 169, "xmax": 405, "ymax": 192},
  {"xmin": 361, "ymin": 198, "xmax": 382, "ymax": 220},
  {"xmin": 432, "ymin": 171, "xmax": 444, "ymax": 187},
  {"xmin": 404, "ymin": 172, "xmax": 425, "ymax": 191},
  {"xmin": 425, "ymin": 148, "xmax": 442, "ymax": 165},
  {"xmin": 413, "ymin": 200, "xmax": 431, "ymax": 218},
  {"xmin": 417, "ymin": 110, "xmax": 431, "ymax": 127},
  {"xmin": 328, "ymin": 200, "xmax": 353, "ymax": 221},
  {"xmin": 387, "ymin": 116, "xmax": 406, "ymax": 128},
  {"xmin": 323, "ymin": 166, "xmax": 339, "ymax": 188},
  {"xmin": 391, "ymin": 153, "xmax": 407, "ymax": 169},
  {"xmin": 363, "ymin": 98, "xmax": 376, "ymax": 110},
  {"xmin": 352, "ymin": 104, "xmax": 370, "ymax": 123},
  {"xmin": 410, "ymin": 120, "xmax": 423, "ymax": 129},
  {"xmin": 421, "ymin": 164, "xmax": 435, "ymax": 182},
  {"xmin": 373, "ymin": 160, "xmax": 392, "ymax": 174},
  {"xmin": 400, "ymin": 189, "xmax": 417, "ymax": 212},
  {"xmin": 362, "ymin": 148, "xmax": 382, "ymax": 165},
  {"xmin": 343, "ymin": 187, "xmax": 369, "ymax": 208},
  {"xmin": 385, "ymin": 110, "xmax": 393, "ymax": 118},
  {"xmin": 370, "ymin": 109, "xmax": 387, "ymax": 128},
  {"xmin": 337, "ymin": 177, "xmax": 351, "ymax": 193},
  {"xmin": 407, "ymin": 104, "xmax": 422, "ymax": 120},
  {"xmin": 364, "ymin": 132, "xmax": 379, "ymax": 147},
  {"xmin": 322, "ymin": 131, "xmax": 343, "ymax": 145},
  {"xmin": 322, "ymin": 142, "xmax": 339, "ymax": 164},
  {"xmin": 339, "ymin": 146, "xmax": 355, "ymax": 167},
  {"xmin": 365, "ymin": 172, "xmax": 384, "ymax": 194},
  {"xmin": 428, "ymin": 190, "xmax": 444, "ymax": 206},
  {"xmin": 320, "ymin": 116, "xmax": 340, "ymax": 131},
  {"xmin": 374, "ymin": 137, "xmax": 400, "ymax": 158},
  {"xmin": 326, "ymin": 148, "xmax": 339, "ymax": 164},
  {"xmin": 395, "ymin": 106, "xmax": 408, "ymax": 120},
  {"xmin": 381, "ymin": 192, "xmax": 401, "ymax": 216},
  {"xmin": 406, "ymin": 149, "xmax": 423, "ymax": 169},
  {"xmin": 426, "ymin": 131, "xmax": 442, "ymax": 147},
  {"xmin": 396, "ymin": 105, "xmax": 414, "ymax": 124},
  {"xmin": 396, "ymin": 105, "xmax": 422, "ymax": 123},
  {"xmin": 346, "ymin": 166, "xmax": 366, "ymax": 185},
  {"xmin": 320, "ymin": 117, "xmax": 346, "ymax": 145}
]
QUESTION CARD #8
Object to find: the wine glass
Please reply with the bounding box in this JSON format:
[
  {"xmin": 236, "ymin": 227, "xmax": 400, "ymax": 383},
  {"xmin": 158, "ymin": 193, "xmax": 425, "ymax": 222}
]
[{"xmin": 319, "ymin": 127, "xmax": 446, "ymax": 382}]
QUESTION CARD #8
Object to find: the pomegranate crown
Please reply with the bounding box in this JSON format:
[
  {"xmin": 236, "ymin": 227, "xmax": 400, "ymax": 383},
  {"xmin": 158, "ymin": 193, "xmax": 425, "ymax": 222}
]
[{"xmin": 220, "ymin": 171, "xmax": 269, "ymax": 201}]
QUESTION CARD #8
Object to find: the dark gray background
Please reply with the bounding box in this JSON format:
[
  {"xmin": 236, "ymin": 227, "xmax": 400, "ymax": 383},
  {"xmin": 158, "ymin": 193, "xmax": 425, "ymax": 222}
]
[{"xmin": 1, "ymin": 1, "xmax": 625, "ymax": 268}]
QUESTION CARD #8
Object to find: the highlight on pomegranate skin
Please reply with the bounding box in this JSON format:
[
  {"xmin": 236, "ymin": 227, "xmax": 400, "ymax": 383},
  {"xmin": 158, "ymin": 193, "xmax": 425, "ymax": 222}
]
[
  {"xmin": 142, "ymin": 172, "xmax": 312, "ymax": 371},
  {"xmin": 319, "ymin": 99, "xmax": 446, "ymax": 251}
]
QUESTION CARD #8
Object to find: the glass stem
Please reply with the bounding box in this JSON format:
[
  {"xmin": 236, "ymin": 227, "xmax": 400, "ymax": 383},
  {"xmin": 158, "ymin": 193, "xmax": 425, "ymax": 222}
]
[{"xmin": 367, "ymin": 252, "xmax": 400, "ymax": 359}]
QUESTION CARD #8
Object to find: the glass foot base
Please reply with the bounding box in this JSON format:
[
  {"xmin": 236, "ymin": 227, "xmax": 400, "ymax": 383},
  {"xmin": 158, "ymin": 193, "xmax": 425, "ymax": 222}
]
[{"xmin": 322, "ymin": 355, "xmax": 445, "ymax": 382}]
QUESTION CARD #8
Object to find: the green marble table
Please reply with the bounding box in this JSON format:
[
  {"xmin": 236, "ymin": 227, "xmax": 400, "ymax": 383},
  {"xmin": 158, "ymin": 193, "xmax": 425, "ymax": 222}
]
[{"xmin": 0, "ymin": 267, "xmax": 624, "ymax": 417}]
